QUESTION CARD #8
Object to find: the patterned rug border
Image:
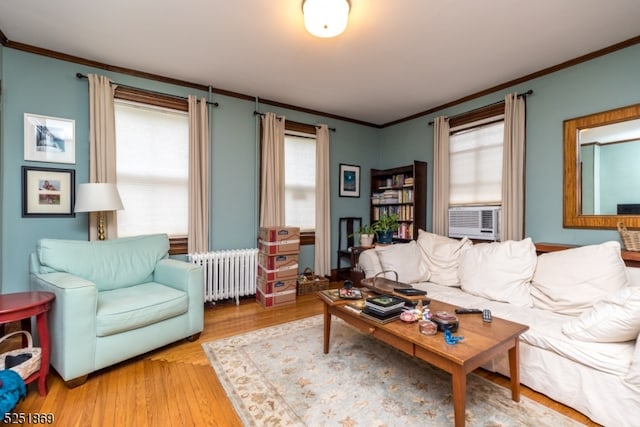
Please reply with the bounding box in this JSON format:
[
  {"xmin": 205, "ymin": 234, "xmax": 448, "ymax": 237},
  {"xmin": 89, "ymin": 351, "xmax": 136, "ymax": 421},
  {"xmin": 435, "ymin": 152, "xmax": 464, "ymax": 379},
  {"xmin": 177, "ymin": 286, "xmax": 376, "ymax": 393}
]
[{"xmin": 203, "ymin": 315, "xmax": 581, "ymax": 427}]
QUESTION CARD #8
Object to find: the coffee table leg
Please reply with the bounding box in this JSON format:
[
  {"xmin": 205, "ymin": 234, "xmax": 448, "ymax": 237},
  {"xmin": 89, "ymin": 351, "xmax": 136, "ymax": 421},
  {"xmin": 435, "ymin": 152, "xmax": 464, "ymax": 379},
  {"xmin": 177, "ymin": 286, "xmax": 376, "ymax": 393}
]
[
  {"xmin": 451, "ymin": 367, "xmax": 466, "ymax": 427},
  {"xmin": 323, "ymin": 303, "xmax": 331, "ymax": 354},
  {"xmin": 508, "ymin": 338, "xmax": 521, "ymax": 402}
]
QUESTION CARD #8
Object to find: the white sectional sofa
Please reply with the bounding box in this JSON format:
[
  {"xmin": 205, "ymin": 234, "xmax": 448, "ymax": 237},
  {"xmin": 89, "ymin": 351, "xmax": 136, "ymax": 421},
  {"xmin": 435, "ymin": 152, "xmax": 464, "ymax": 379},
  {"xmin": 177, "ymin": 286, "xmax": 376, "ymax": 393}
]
[{"xmin": 358, "ymin": 231, "xmax": 640, "ymax": 427}]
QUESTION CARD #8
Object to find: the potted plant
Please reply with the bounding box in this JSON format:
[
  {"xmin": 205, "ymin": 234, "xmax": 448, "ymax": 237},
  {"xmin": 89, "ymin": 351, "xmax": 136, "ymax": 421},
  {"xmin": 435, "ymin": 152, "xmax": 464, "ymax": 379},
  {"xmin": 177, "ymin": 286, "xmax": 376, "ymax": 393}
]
[
  {"xmin": 372, "ymin": 213, "xmax": 399, "ymax": 244},
  {"xmin": 355, "ymin": 224, "xmax": 375, "ymax": 247}
]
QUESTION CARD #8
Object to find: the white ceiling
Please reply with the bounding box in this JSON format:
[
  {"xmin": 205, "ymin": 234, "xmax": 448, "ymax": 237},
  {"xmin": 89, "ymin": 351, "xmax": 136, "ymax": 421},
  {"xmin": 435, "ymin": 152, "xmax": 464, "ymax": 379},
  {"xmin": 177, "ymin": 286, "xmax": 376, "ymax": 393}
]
[{"xmin": 1, "ymin": 0, "xmax": 640, "ymax": 126}]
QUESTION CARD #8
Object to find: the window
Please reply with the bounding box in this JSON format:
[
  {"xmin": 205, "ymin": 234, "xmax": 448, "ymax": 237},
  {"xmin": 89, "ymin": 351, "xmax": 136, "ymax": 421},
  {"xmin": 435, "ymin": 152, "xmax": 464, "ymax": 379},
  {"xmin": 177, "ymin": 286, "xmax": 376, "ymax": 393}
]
[
  {"xmin": 114, "ymin": 97, "xmax": 189, "ymax": 246},
  {"xmin": 449, "ymin": 116, "xmax": 504, "ymax": 205},
  {"xmin": 284, "ymin": 129, "xmax": 316, "ymax": 232}
]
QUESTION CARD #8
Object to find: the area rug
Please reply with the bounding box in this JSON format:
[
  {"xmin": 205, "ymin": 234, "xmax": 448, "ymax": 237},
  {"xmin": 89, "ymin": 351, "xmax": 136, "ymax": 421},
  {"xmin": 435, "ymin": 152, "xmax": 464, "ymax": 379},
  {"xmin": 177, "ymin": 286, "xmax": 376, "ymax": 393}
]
[{"xmin": 203, "ymin": 315, "xmax": 582, "ymax": 426}]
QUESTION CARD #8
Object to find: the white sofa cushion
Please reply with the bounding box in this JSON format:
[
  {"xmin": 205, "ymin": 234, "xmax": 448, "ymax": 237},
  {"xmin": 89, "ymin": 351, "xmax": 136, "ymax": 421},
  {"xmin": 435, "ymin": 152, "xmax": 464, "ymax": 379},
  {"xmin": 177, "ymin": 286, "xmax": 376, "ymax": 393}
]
[
  {"xmin": 375, "ymin": 241, "xmax": 431, "ymax": 284},
  {"xmin": 458, "ymin": 238, "xmax": 536, "ymax": 306},
  {"xmin": 531, "ymin": 241, "xmax": 629, "ymax": 316},
  {"xmin": 358, "ymin": 248, "xmax": 383, "ymax": 278},
  {"xmin": 562, "ymin": 286, "xmax": 640, "ymax": 342},
  {"xmin": 416, "ymin": 230, "xmax": 472, "ymax": 287},
  {"xmin": 627, "ymin": 336, "xmax": 640, "ymax": 389},
  {"xmin": 419, "ymin": 281, "xmax": 635, "ymax": 377}
]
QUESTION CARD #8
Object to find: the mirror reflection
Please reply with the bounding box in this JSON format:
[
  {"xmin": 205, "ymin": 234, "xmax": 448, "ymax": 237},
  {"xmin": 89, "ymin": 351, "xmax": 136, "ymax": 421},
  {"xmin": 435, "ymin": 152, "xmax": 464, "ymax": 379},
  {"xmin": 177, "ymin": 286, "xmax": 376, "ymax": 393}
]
[
  {"xmin": 563, "ymin": 103, "xmax": 640, "ymax": 229},
  {"xmin": 580, "ymin": 118, "xmax": 640, "ymax": 215}
]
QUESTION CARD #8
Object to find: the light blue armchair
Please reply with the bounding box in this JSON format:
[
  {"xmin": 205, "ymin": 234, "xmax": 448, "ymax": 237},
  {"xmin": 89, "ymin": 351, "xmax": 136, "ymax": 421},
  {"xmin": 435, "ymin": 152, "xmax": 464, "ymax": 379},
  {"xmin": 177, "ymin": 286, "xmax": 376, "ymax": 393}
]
[{"xmin": 29, "ymin": 234, "xmax": 204, "ymax": 387}]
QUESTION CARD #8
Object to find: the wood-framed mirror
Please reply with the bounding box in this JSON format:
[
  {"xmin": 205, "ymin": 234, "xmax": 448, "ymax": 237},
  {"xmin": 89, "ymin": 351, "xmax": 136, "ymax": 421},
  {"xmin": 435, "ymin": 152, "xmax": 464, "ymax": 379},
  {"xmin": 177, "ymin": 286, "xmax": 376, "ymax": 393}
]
[{"xmin": 564, "ymin": 103, "xmax": 640, "ymax": 229}]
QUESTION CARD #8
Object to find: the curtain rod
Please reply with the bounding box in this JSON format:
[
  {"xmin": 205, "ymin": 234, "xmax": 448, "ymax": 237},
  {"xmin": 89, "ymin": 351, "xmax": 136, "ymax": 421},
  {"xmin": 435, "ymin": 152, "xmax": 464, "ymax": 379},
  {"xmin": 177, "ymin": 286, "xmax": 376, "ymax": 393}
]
[
  {"xmin": 427, "ymin": 90, "xmax": 533, "ymax": 126},
  {"xmin": 75, "ymin": 73, "xmax": 219, "ymax": 107},
  {"xmin": 253, "ymin": 111, "xmax": 336, "ymax": 132}
]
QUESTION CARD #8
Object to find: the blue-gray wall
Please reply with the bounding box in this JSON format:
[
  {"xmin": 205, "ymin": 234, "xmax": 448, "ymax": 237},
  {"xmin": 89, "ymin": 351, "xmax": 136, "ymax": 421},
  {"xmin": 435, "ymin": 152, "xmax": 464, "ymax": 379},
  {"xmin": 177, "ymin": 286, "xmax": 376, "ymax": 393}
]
[
  {"xmin": 0, "ymin": 48, "xmax": 378, "ymax": 292},
  {"xmin": 599, "ymin": 140, "xmax": 640, "ymax": 213},
  {"xmin": 379, "ymin": 43, "xmax": 640, "ymax": 246},
  {"xmin": 1, "ymin": 43, "xmax": 639, "ymax": 292}
]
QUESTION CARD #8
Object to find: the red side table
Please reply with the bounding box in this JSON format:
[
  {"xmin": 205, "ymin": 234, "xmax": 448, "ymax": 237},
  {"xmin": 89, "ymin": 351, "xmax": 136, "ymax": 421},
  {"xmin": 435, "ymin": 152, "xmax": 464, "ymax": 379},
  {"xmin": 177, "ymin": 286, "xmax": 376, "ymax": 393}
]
[{"xmin": 0, "ymin": 292, "xmax": 55, "ymax": 396}]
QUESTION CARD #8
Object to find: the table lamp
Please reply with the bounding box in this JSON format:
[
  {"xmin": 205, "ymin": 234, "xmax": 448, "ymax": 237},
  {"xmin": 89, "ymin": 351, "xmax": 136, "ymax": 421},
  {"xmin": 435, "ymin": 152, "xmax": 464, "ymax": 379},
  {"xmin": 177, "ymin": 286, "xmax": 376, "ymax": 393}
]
[{"xmin": 74, "ymin": 183, "xmax": 124, "ymax": 240}]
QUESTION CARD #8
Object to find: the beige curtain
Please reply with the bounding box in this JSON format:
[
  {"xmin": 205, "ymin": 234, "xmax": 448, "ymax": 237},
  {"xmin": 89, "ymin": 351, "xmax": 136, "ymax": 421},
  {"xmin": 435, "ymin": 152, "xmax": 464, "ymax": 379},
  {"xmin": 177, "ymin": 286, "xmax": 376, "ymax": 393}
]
[
  {"xmin": 259, "ymin": 112, "xmax": 286, "ymax": 227},
  {"xmin": 188, "ymin": 96, "xmax": 210, "ymax": 253},
  {"xmin": 88, "ymin": 74, "xmax": 118, "ymax": 240},
  {"xmin": 314, "ymin": 125, "xmax": 331, "ymax": 276},
  {"xmin": 502, "ymin": 93, "xmax": 526, "ymax": 241},
  {"xmin": 432, "ymin": 116, "xmax": 450, "ymax": 236}
]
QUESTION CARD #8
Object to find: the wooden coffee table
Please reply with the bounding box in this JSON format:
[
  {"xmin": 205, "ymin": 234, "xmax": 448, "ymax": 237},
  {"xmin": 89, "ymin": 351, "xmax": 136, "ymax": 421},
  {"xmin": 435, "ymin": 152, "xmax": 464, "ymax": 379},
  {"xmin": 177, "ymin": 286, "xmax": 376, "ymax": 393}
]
[{"xmin": 319, "ymin": 290, "xmax": 529, "ymax": 427}]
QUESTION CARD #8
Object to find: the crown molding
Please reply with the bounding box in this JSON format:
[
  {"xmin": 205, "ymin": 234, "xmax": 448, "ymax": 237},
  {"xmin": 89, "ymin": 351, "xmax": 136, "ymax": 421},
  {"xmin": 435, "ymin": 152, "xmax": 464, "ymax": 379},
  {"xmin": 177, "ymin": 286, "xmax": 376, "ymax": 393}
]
[
  {"xmin": 382, "ymin": 34, "xmax": 640, "ymax": 128},
  {"xmin": 1, "ymin": 25, "xmax": 638, "ymax": 129},
  {"xmin": 0, "ymin": 28, "xmax": 379, "ymax": 128},
  {"xmin": 0, "ymin": 28, "xmax": 8, "ymax": 45}
]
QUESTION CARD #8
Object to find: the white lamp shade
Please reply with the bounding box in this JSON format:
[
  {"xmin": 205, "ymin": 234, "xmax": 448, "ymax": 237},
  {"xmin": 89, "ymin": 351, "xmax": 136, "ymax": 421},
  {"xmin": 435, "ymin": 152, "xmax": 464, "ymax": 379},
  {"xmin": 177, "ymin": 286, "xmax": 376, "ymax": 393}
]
[
  {"xmin": 303, "ymin": 0, "xmax": 350, "ymax": 38},
  {"xmin": 74, "ymin": 183, "xmax": 124, "ymax": 213}
]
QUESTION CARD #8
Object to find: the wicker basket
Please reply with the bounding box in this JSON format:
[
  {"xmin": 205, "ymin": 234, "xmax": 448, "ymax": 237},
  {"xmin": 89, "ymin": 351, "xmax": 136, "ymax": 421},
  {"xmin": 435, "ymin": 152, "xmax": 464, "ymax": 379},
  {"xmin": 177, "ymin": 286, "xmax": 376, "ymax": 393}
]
[
  {"xmin": 297, "ymin": 267, "xmax": 330, "ymax": 295},
  {"xmin": 618, "ymin": 221, "xmax": 640, "ymax": 252},
  {"xmin": 0, "ymin": 331, "xmax": 41, "ymax": 380}
]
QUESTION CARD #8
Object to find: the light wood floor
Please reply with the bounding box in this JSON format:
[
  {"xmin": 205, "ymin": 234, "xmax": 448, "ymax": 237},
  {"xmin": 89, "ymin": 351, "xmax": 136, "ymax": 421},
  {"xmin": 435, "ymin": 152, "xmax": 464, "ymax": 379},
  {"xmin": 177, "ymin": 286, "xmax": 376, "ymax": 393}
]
[{"xmin": 10, "ymin": 291, "xmax": 599, "ymax": 426}]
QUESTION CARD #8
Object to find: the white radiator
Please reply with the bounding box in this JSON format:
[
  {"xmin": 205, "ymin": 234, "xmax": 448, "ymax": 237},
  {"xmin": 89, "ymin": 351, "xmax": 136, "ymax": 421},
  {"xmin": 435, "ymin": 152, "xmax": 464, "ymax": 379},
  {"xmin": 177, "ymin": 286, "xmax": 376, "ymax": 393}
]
[{"xmin": 189, "ymin": 248, "xmax": 259, "ymax": 305}]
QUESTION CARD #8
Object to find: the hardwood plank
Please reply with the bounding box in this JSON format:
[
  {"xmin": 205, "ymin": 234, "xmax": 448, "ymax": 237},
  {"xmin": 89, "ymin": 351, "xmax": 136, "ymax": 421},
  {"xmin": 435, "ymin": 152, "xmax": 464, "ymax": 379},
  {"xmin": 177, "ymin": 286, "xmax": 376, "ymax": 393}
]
[{"xmin": 9, "ymin": 289, "xmax": 595, "ymax": 426}]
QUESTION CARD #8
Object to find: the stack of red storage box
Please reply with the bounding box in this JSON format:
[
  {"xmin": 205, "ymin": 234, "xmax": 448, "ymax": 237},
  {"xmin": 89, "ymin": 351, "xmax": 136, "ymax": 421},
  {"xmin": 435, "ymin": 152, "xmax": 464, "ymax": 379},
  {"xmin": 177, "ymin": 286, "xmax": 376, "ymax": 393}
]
[{"xmin": 256, "ymin": 226, "xmax": 300, "ymax": 308}]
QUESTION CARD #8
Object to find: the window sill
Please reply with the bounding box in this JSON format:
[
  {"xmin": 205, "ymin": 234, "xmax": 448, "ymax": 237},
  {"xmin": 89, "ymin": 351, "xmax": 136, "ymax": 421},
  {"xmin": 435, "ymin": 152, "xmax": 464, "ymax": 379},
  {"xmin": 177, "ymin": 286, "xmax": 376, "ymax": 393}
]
[
  {"xmin": 169, "ymin": 237, "xmax": 188, "ymax": 255},
  {"xmin": 171, "ymin": 232, "xmax": 314, "ymax": 254},
  {"xmin": 301, "ymin": 231, "xmax": 315, "ymax": 246}
]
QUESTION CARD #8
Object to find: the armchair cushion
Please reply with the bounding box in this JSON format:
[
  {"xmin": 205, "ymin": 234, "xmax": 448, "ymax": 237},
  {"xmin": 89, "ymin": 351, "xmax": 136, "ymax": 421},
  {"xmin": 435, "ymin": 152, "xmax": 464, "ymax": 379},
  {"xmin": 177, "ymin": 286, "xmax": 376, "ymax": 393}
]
[
  {"xmin": 96, "ymin": 282, "xmax": 188, "ymax": 337},
  {"xmin": 37, "ymin": 234, "xmax": 169, "ymax": 291}
]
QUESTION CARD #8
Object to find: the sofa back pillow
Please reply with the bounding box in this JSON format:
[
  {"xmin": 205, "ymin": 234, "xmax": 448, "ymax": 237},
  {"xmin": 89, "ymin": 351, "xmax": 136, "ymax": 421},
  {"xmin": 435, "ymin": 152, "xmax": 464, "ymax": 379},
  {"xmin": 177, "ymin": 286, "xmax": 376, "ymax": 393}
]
[
  {"xmin": 358, "ymin": 248, "xmax": 383, "ymax": 278},
  {"xmin": 531, "ymin": 241, "xmax": 629, "ymax": 316},
  {"xmin": 375, "ymin": 241, "xmax": 431, "ymax": 284},
  {"xmin": 416, "ymin": 229, "xmax": 472, "ymax": 287},
  {"xmin": 458, "ymin": 238, "xmax": 536, "ymax": 306}
]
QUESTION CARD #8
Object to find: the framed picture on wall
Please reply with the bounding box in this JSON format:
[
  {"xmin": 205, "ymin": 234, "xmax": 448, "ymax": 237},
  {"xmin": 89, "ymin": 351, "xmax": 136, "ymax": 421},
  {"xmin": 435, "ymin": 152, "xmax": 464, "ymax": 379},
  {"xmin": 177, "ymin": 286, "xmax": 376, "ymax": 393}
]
[
  {"xmin": 24, "ymin": 113, "xmax": 76, "ymax": 164},
  {"xmin": 339, "ymin": 163, "xmax": 360, "ymax": 198},
  {"xmin": 22, "ymin": 166, "xmax": 75, "ymax": 217}
]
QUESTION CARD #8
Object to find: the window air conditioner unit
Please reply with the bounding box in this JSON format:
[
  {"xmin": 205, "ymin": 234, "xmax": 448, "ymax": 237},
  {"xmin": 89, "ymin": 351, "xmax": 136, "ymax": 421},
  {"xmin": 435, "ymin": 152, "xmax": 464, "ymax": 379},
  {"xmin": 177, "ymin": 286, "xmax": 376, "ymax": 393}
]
[{"xmin": 448, "ymin": 206, "xmax": 501, "ymax": 241}]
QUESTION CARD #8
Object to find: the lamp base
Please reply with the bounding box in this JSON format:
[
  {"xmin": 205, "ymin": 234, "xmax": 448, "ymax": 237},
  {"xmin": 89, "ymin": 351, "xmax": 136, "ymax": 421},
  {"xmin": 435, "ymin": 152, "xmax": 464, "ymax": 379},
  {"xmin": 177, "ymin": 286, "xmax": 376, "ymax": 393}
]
[{"xmin": 97, "ymin": 211, "xmax": 106, "ymax": 240}]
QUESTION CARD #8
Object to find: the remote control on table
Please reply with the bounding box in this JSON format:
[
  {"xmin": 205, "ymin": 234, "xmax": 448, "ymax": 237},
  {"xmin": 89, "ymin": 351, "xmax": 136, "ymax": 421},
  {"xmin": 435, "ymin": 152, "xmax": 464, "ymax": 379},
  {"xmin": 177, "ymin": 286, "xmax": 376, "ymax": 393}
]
[
  {"xmin": 454, "ymin": 308, "xmax": 482, "ymax": 314},
  {"xmin": 482, "ymin": 309, "xmax": 492, "ymax": 323}
]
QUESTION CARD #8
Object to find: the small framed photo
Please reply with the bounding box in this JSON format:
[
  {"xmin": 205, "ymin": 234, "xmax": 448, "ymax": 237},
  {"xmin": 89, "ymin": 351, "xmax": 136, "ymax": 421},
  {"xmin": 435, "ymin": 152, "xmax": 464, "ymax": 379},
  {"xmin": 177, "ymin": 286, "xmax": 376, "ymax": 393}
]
[
  {"xmin": 339, "ymin": 163, "xmax": 360, "ymax": 198},
  {"xmin": 24, "ymin": 113, "xmax": 76, "ymax": 164},
  {"xmin": 22, "ymin": 166, "xmax": 75, "ymax": 217}
]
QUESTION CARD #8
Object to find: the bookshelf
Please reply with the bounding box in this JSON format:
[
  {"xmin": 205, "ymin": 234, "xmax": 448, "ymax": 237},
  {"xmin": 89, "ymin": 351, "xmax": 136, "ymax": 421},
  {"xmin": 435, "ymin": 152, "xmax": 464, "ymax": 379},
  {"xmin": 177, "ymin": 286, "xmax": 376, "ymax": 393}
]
[{"xmin": 370, "ymin": 160, "xmax": 427, "ymax": 241}]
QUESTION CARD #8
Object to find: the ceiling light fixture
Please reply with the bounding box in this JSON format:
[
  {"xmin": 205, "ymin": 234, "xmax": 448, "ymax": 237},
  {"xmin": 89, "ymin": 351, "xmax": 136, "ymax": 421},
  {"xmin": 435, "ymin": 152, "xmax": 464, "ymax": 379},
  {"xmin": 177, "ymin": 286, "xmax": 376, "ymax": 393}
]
[{"xmin": 302, "ymin": 0, "xmax": 350, "ymax": 38}]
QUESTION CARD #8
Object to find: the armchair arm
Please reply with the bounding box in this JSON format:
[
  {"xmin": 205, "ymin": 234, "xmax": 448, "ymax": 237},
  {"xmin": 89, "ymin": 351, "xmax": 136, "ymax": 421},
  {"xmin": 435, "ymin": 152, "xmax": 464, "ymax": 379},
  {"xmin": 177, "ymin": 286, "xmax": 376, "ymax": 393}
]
[
  {"xmin": 30, "ymin": 272, "xmax": 98, "ymax": 382},
  {"xmin": 154, "ymin": 258, "xmax": 204, "ymax": 334}
]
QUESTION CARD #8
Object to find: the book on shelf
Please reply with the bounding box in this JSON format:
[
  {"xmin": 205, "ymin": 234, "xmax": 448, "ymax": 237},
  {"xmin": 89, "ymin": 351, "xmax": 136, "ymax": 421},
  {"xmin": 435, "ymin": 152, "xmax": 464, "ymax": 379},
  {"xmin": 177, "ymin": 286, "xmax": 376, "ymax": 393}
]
[{"xmin": 398, "ymin": 223, "xmax": 409, "ymax": 239}]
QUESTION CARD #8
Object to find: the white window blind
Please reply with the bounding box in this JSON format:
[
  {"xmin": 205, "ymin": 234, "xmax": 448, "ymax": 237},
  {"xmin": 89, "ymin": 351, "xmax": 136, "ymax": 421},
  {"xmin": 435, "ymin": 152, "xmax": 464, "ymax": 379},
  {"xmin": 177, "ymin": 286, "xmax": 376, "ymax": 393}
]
[
  {"xmin": 284, "ymin": 132, "xmax": 316, "ymax": 231},
  {"xmin": 449, "ymin": 119, "xmax": 504, "ymax": 205},
  {"xmin": 114, "ymin": 100, "xmax": 189, "ymax": 237}
]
